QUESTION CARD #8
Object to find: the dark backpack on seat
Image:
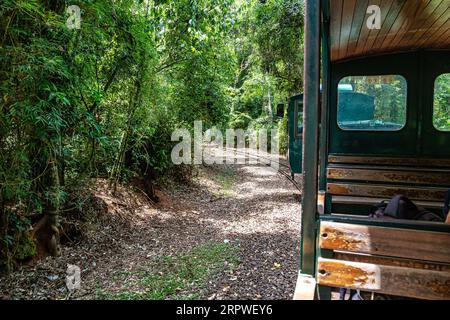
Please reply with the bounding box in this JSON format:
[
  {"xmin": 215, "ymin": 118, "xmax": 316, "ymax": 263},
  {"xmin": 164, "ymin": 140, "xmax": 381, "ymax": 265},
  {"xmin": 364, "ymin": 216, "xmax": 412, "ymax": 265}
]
[{"xmin": 370, "ymin": 195, "xmax": 443, "ymax": 222}]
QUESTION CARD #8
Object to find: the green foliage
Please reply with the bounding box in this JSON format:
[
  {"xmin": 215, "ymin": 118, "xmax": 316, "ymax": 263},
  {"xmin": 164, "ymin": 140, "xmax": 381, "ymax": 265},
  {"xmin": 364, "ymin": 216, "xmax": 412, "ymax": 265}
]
[
  {"xmin": 0, "ymin": 0, "xmax": 72, "ymax": 268},
  {"xmin": 97, "ymin": 242, "xmax": 239, "ymax": 300},
  {"xmin": 278, "ymin": 111, "xmax": 288, "ymax": 155},
  {"xmin": 433, "ymin": 73, "xmax": 450, "ymax": 131},
  {"xmin": 0, "ymin": 0, "xmax": 305, "ymax": 270},
  {"xmin": 250, "ymin": 0, "xmax": 304, "ymax": 93},
  {"xmin": 13, "ymin": 233, "xmax": 37, "ymax": 261},
  {"xmin": 0, "ymin": 0, "xmax": 240, "ymax": 269},
  {"xmin": 228, "ymin": 111, "xmax": 253, "ymax": 129},
  {"xmin": 213, "ymin": 167, "xmax": 236, "ymax": 197},
  {"xmin": 228, "ymin": 0, "xmax": 304, "ymax": 142},
  {"xmin": 126, "ymin": 111, "xmax": 178, "ymax": 177}
]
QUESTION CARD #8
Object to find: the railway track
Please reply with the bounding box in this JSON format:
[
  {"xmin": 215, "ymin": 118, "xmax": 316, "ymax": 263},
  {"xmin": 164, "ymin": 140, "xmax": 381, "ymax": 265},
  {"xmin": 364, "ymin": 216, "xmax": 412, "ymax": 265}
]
[{"xmin": 229, "ymin": 148, "xmax": 302, "ymax": 192}]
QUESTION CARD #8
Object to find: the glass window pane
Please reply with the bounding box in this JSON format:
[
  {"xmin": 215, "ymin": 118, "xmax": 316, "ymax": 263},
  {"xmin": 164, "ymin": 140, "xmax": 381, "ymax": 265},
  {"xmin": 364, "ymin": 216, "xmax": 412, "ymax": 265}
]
[
  {"xmin": 433, "ymin": 73, "xmax": 450, "ymax": 132},
  {"xmin": 337, "ymin": 75, "xmax": 407, "ymax": 131}
]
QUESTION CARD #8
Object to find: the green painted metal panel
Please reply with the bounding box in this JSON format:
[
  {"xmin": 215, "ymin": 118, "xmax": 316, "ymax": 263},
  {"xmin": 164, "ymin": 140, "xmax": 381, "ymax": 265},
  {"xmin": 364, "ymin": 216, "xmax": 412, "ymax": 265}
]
[
  {"xmin": 288, "ymin": 94, "xmax": 303, "ymax": 175},
  {"xmin": 300, "ymin": 0, "xmax": 321, "ymax": 277},
  {"xmin": 329, "ymin": 51, "xmax": 450, "ymax": 157},
  {"xmin": 329, "ymin": 53, "xmax": 419, "ymax": 155},
  {"xmin": 319, "ymin": 0, "xmax": 331, "ymax": 193},
  {"xmin": 421, "ymin": 52, "xmax": 450, "ymax": 158},
  {"xmin": 310, "ymin": 0, "xmax": 450, "ymax": 299},
  {"xmin": 338, "ymin": 92, "xmax": 375, "ymax": 122},
  {"xmin": 288, "ymin": 87, "xmax": 361, "ymax": 176}
]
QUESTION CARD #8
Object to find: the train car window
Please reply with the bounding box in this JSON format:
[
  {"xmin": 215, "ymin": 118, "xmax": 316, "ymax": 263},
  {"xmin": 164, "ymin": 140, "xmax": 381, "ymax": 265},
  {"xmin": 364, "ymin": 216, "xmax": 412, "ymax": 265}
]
[
  {"xmin": 433, "ymin": 73, "xmax": 450, "ymax": 132},
  {"xmin": 297, "ymin": 109, "xmax": 303, "ymax": 136},
  {"xmin": 293, "ymin": 100, "xmax": 303, "ymax": 139},
  {"xmin": 337, "ymin": 75, "xmax": 407, "ymax": 131}
]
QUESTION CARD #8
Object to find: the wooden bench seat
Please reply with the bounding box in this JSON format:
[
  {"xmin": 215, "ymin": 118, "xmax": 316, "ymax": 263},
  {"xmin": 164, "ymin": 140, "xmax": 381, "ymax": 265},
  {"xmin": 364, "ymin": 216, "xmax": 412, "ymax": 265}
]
[
  {"xmin": 332, "ymin": 196, "xmax": 443, "ymax": 210},
  {"xmin": 326, "ymin": 155, "xmax": 450, "ymax": 215},
  {"xmin": 328, "ymin": 155, "xmax": 450, "ymax": 168},
  {"xmin": 327, "ymin": 165, "xmax": 450, "ymax": 187},
  {"xmin": 321, "ymin": 157, "xmax": 450, "ymax": 298},
  {"xmin": 317, "ymin": 221, "xmax": 450, "ymax": 300}
]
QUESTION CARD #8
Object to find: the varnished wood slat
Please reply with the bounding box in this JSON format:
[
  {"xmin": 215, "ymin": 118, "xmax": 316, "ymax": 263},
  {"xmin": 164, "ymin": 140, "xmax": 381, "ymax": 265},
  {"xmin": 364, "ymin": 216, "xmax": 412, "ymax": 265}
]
[
  {"xmin": 419, "ymin": 11, "xmax": 450, "ymax": 49},
  {"xmin": 334, "ymin": 252, "xmax": 450, "ymax": 272},
  {"xmin": 327, "ymin": 183, "xmax": 447, "ymax": 201},
  {"xmin": 380, "ymin": 0, "xmax": 419, "ymax": 51},
  {"xmin": 330, "ymin": 0, "xmax": 450, "ymax": 61},
  {"xmin": 317, "ymin": 258, "xmax": 450, "ymax": 300},
  {"xmin": 345, "ymin": 0, "xmax": 369, "ymax": 57},
  {"xmin": 394, "ymin": 0, "xmax": 440, "ymax": 47},
  {"xmin": 338, "ymin": 0, "xmax": 358, "ymax": 60},
  {"xmin": 330, "ymin": 0, "xmax": 344, "ymax": 61},
  {"xmin": 329, "ymin": 164, "xmax": 450, "ymax": 172},
  {"xmin": 324, "ymin": 213, "xmax": 450, "ymax": 230},
  {"xmin": 404, "ymin": 0, "xmax": 448, "ymax": 48},
  {"xmin": 360, "ymin": 0, "xmax": 391, "ymax": 55},
  {"xmin": 431, "ymin": 24, "xmax": 450, "ymax": 48},
  {"xmin": 327, "ymin": 167, "xmax": 450, "ymax": 186},
  {"xmin": 331, "ymin": 195, "xmax": 443, "ymax": 209},
  {"xmin": 328, "ymin": 155, "xmax": 450, "ymax": 167},
  {"xmin": 388, "ymin": 0, "xmax": 430, "ymax": 50},
  {"xmin": 319, "ymin": 221, "xmax": 450, "ymax": 263},
  {"xmin": 361, "ymin": 0, "xmax": 405, "ymax": 55}
]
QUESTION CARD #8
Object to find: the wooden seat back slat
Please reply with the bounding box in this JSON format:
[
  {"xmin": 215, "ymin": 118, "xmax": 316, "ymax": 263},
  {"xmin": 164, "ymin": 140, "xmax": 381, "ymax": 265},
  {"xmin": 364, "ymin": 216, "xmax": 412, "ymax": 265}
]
[
  {"xmin": 320, "ymin": 221, "xmax": 450, "ymax": 264},
  {"xmin": 334, "ymin": 251, "xmax": 450, "ymax": 272},
  {"xmin": 317, "ymin": 257, "xmax": 450, "ymax": 300},
  {"xmin": 326, "ymin": 156, "xmax": 450, "ymax": 210},
  {"xmin": 318, "ymin": 221, "xmax": 450, "ymax": 299},
  {"xmin": 327, "ymin": 167, "xmax": 450, "ymax": 186},
  {"xmin": 328, "ymin": 183, "xmax": 448, "ymax": 202},
  {"xmin": 331, "ymin": 196, "xmax": 443, "ymax": 209},
  {"xmin": 328, "ymin": 156, "xmax": 450, "ymax": 168}
]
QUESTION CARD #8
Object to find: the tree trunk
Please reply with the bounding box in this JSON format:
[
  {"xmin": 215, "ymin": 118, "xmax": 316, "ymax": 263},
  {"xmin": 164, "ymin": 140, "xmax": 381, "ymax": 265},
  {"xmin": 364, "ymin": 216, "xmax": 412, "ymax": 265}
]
[
  {"xmin": 109, "ymin": 52, "xmax": 147, "ymax": 191},
  {"xmin": 42, "ymin": 152, "xmax": 62, "ymax": 257},
  {"xmin": 0, "ymin": 193, "xmax": 10, "ymax": 273},
  {"xmin": 266, "ymin": 73, "xmax": 273, "ymax": 120}
]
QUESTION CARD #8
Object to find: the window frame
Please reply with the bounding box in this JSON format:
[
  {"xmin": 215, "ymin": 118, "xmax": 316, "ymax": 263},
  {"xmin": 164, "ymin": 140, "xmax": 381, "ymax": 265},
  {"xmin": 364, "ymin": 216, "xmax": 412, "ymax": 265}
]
[{"xmin": 336, "ymin": 74, "xmax": 409, "ymax": 132}]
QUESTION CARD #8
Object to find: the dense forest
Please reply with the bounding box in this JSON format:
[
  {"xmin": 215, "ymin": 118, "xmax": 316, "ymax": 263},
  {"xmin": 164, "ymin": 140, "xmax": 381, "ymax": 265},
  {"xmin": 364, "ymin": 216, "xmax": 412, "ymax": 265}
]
[
  {"xmin": 434, "ymin": 73, "xmax": 450, "ymax": 131},
  {"xmin": 0, "ymin": 0, "xmax": 305, "ymax": 272}
]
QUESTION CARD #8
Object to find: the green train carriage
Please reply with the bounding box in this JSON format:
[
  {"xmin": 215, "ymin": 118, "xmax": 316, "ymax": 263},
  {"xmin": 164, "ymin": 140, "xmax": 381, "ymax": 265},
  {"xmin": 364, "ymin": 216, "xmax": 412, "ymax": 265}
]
[
  {"xmin": 294, "ymin": 0, "xmax": 450, "ymax": 300},
  {"xmin": 285, "ymin": 84, "xmax": 373, "ymax": 177}
]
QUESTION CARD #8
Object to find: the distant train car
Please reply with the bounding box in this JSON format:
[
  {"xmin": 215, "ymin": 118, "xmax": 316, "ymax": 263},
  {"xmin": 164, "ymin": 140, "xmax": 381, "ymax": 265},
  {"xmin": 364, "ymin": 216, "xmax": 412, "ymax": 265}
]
[
  {"xmin": 287, "ymin": 94, "xmax": 303, "ymax": 178},
  {"xmin": 287, "ymin": 85, "xmax": 368, "ymax": 177}
]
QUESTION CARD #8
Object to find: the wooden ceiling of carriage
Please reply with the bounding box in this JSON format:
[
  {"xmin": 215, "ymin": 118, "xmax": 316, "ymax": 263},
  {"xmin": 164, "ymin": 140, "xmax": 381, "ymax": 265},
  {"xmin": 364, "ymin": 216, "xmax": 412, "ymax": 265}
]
[{"xmin": 328, "ymin": 0, "xmax": 450, "ymax": 62}]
